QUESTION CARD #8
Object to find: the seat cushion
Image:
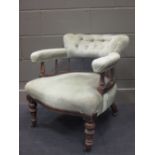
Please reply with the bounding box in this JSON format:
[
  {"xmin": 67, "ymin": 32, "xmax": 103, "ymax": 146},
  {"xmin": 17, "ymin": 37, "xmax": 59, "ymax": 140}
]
[{"xmin": 25, "ymin": 72, "xmax": 117, "ymax": 115}]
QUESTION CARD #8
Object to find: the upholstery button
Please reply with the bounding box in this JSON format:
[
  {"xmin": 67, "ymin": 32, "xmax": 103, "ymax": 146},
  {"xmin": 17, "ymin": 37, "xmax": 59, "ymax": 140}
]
[{"xmin": 90, "ymin": 39, "xmax": 94, "ymax": 42}]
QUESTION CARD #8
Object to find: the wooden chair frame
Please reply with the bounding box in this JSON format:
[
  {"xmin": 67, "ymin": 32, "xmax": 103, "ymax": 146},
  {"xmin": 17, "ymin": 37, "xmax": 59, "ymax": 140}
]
[{"xmin": 26, "ymin": 58, "xmax": 118, "ymax": 151}]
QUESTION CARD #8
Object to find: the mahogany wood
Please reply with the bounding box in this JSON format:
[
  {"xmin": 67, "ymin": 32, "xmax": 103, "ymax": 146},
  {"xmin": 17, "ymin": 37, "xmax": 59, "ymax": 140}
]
[
  {"xmin": 55, "ymin": 59, "xmax": 58, "ymax": 74},
  {"xmin": 26, "ymin": 95, "xmax": 97, "ymax": 151},
  {"xmin": 40, "ymin": 62, "xmax": 45, "ymax": 77},
  {"xmin": 97, "ymin": 73, "xmax": 105, "ymax": 94},
  {"xmin": 84, "ymin": 117, "xmax": 96, "ymax": 151},
  {"xmin": 111, "ymin": 103, "xmax": 118, "ymax": 116},
  {"xmin": 27, "ymin": 95, "xmax": 37, "ymax": 127}
]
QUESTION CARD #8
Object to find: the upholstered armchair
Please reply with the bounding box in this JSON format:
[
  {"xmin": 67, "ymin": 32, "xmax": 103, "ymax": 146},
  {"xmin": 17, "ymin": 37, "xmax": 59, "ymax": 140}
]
[{"xmin": 25, "ymin": 33, "xmax": 129, "ymax": 151}]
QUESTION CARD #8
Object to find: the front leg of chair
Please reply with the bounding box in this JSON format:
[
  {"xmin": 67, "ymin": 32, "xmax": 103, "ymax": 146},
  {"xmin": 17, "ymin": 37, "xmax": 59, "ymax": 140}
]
[
  {"xmin": 84, "ymin": 116, "xmax": 96, "ymax": 151},
  {"xmin": 111, "ymin": 102, "xmax": 118, "ymax": 116},
  {"xmin": 26, "ymin": 95, "xmax": 37, "ymax": 127}
]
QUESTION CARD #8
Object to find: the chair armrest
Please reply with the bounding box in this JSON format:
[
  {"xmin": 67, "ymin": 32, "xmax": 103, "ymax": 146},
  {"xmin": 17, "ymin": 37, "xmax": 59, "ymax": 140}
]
[
  {"xmin": 91, "ymin": 52, "xmax": 120, "ymax": 73},
  {"xmin": 31, "ymin": 48, "xmax": 67, "ymax": 62}
]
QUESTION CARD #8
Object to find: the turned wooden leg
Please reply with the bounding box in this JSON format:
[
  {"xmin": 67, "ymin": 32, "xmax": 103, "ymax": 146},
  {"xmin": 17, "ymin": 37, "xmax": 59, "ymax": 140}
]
[
  {"xmin": 84, "ymin": 118, "xmax": 96, "ymax": 151},
  {"xmin": 111, "ymin": 103, "xmax": 118, "ymax": 116},
  {"xmin": 26, "ymin": 95, "xmax": 37, "ymax": 127}
]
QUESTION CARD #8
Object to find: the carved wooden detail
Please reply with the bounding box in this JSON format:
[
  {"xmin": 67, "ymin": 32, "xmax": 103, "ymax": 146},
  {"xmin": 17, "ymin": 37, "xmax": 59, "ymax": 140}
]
[
  {"xmin": 111, "ymin": 103, "xmax": 118, "ymax": 116},
  {"xmin": 97, "ymin": 73, "xmax": 105, "ymax": 94},
  {"xmin": 84, "ymin": 118, "xmax": 96, "ymax": 151},
  {"xmin": 40, "ymin": 62, "xmax": 46, "ymax": 77},
  {"xmin": 55, "ymin": 59, "xmax": 58, "ymax": 74},
  {"xmin": 97, "ymin": 68, "xmax": 116, "ymax": 95},
  {"xmin": 27, "ymin": 95, "xmax": 37, "ymax": 127}
]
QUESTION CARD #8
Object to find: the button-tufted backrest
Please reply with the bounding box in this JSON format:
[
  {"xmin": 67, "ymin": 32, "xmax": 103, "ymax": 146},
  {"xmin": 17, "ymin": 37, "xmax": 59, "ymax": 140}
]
[{"xmin": 63, "ymin": 33, "xmax": 129, "ymax": 58}]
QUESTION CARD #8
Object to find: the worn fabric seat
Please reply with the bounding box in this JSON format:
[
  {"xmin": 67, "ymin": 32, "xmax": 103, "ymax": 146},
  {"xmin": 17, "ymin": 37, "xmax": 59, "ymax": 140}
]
[{"xmin": 25, "ymin": 72, "xmax": 117, "ymax": 116}]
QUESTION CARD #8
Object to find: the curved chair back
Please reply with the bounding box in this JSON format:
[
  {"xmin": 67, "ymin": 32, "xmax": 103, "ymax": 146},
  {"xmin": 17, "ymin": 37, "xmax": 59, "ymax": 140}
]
[{"xmin": 63, "ymin": 33, "xmax": 129, "ymax": 58}]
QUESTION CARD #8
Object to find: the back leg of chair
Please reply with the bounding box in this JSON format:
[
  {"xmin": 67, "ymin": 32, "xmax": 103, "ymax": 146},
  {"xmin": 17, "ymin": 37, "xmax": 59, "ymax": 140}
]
[
  {"xmin": 84, "ymin": 116, "xmax": 96, "ymax": 151},
  {"xmin": 111, "ymin": 102, "xmax": 118, "ymax": 116},
  {"xmin": 26, "ymin": 95, "xmax": 37, "ymax": 127}
]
